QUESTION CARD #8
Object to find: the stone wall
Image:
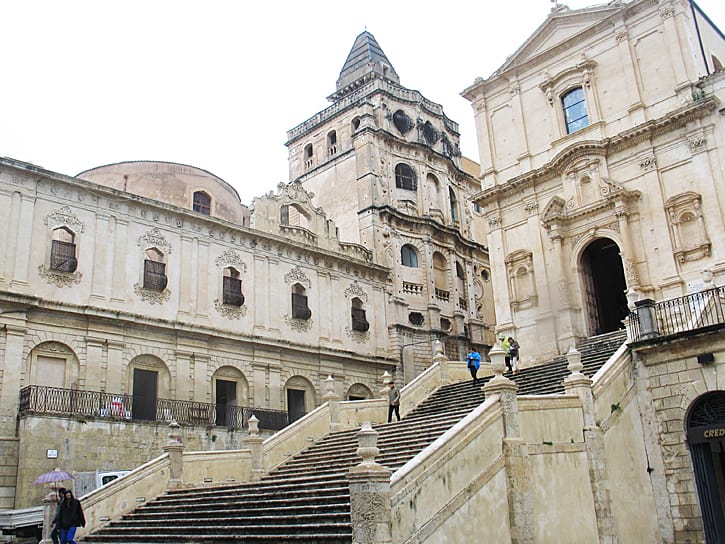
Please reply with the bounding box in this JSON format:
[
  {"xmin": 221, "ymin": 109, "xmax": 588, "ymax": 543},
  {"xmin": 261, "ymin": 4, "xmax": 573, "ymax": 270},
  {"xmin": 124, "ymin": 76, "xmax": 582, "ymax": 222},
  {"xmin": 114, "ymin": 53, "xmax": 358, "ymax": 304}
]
[
  {"xmin": 0, "ymin": 437, "xmax": 18, "ymax": 509},
  {"xmin": 14, "ymin": 415, "xmax": 270, "ymax": 508},
  {"xmin": 633, "ymin": 329, "xmax": 725, "ymax": 543}
]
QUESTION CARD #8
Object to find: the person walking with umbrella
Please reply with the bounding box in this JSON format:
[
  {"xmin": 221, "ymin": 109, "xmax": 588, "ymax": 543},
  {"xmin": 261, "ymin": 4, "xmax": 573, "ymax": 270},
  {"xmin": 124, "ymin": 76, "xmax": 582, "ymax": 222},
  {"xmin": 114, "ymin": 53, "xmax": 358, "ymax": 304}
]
[{"xmin": 53, "ymin": 489, "xmax": 85, "ymax": 544}]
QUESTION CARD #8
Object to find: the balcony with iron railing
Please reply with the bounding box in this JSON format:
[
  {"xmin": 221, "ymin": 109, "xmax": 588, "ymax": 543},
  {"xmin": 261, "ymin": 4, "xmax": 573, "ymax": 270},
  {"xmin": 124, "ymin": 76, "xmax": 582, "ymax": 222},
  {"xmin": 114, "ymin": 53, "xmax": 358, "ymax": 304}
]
[
  {"xmin": 628, "ymin": 286, "xmax": 725, "ymax": 342},
  {"xmin": 18, "ymin": 385, "xmax": 295, "ymax": 431}
]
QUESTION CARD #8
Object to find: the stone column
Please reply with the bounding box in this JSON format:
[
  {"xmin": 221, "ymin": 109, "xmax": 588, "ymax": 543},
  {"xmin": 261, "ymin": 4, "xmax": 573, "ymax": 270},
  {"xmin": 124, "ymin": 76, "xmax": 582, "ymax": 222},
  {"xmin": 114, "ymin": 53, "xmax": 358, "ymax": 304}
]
[
  {"xmin": 322, "ymin": 375, "xmax": 341, "ymax": 432},
  {"xmin": 484, "ymin": 343, "xmax": 534, "ymax": 544},
  {"xmin": 564, "ymin": 346, "xmax": 617, "ymax": 543},
  {"xmin": 246, "ymin": 415, "xmax": 265, "ymax": 481},
  {"xmin": 347, "ymin": 422, "xmax": 392, "ymax": 544},
  {"xmin": 162, "ymin": 421, "xmax": 184, "ymax": 489},
  {"xmin": 39, "ymin": 491, "xmax": 58, "ymax": 544}
]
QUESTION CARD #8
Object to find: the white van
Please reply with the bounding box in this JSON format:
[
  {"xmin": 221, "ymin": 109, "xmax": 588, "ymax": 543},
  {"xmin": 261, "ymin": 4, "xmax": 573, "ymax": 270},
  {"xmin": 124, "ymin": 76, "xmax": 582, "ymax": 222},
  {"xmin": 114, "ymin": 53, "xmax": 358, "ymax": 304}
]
[{"xmin": 73, "ymin": 470, "xmax": 131, "ymax": 497}]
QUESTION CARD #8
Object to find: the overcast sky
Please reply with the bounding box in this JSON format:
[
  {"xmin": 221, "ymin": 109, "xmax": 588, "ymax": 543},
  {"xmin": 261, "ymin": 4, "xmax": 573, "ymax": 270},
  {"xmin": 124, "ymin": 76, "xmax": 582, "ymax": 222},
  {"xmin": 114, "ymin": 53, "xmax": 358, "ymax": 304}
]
[{"xmin": 2, "ymin": 1, "xmax": 723, "ymax": 204}]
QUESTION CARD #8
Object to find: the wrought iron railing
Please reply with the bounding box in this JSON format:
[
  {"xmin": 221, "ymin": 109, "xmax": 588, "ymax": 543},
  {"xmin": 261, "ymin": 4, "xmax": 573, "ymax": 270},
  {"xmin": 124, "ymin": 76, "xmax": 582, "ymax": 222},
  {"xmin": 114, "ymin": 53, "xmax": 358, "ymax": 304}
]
[
  {"xmin": 18, "ymin": 385, "xmax": 293, "ymax": 431},
  {"xmin": 628, "ymin": 286, "xmax": 725, "ymax": 342}
]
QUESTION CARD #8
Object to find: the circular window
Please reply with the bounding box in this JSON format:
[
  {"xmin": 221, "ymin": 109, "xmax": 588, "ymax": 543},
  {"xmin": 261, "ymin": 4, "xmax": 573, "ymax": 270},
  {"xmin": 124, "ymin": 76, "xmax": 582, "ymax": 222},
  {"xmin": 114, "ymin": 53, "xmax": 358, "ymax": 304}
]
[
  {"xmin": 409, "ymin": 312, "xmax": 424, "ymax": 326},
  {"xmin": 440, "ymin": 318, "xmax": 451, "ymax": 331},
  {"xmin": 393, "ymin": 110, "xmax": 413, "ymax": 135}
]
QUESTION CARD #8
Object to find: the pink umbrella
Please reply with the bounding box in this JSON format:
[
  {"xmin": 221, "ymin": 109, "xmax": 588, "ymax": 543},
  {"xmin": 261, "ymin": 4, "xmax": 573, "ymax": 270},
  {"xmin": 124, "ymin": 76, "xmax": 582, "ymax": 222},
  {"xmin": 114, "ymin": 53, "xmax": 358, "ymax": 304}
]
[{"xmin": 33, "ymin": 468, "xmax": 75, "ymax": 489}]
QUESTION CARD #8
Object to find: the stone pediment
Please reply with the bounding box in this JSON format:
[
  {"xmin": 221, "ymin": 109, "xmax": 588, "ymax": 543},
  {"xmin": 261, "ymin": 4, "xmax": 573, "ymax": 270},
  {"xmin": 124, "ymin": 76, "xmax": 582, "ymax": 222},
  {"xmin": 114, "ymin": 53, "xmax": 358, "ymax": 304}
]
[{"xmin": 497, "ymin": 5, "xmax": 619, "ymax": 73}]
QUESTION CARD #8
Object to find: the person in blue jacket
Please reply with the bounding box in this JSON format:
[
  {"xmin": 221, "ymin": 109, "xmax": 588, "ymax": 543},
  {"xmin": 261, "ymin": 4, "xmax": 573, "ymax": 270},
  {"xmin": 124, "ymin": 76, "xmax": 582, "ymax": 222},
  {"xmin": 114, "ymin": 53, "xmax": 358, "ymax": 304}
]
[{"xmin": 467, "ymin": 348, "xmax": 482, "ymax": 385}]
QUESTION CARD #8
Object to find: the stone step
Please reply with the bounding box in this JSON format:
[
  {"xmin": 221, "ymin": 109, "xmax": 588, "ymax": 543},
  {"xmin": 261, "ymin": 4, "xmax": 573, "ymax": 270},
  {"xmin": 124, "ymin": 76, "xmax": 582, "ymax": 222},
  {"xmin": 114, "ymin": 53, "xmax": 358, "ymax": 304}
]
[{"xmin": 83, "ymin": 331, "xmax": 627, "ymax": 544}]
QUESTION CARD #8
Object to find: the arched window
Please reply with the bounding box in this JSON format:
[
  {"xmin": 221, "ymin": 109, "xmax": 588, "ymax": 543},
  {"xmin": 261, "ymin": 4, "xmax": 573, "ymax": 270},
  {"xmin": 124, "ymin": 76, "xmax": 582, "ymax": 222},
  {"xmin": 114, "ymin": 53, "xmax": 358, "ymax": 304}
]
[
  {"xmin": 50, "ymin": 227, "xmax": 78, "ymax": 272},
  {"xmin": 562, "ymin": 87, "xmax": 589, "ymax": 134},
  {"xmin": 327, "ymin": 130, "xmax": 337, "ymax": 156},
  {"xmin": 351, "ymin": 297, "xmax": 369, "ymax": 332},
  {"xmin": 352, "ymin": 117, "xmax": 361, "ymax": 131},
  {"xmin": 291, "ymin": 283, "xmax": 311, "ymax": 320},
  {"xmin": 223, "ymin": 267, "xmax": 244, "ymax": 307},
  {"xmin": 193, "ymin": 191, "xmax": 211, "ymax": 215},
  {"xmin": 395, "ymin": 163, "xmax": 417, "ymax": 191},
  {"xmin": 304, "ymin": 144, "xmax": 314, "ymax": 170},
  {"xmin": 401, "ymin": 244, "xmax": 419, "ymax": 268},
  {"xmin": 143, "ymin": 247, "xmax": 167, "ymax": 291},
  {"xmin": 433, "ymin": 252, "xmax": 448, "ymax": 288},
  {"xmin": 449, "ymin": 187, "xmax": 459, "ymax": 222}
]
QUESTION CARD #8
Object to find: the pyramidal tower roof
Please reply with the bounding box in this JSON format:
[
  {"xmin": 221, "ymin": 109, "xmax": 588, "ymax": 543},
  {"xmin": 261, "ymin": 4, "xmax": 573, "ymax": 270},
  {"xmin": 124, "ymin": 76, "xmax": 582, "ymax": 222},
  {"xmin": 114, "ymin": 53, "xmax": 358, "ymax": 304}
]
[{"xmin": 333, "ymin": 31, "xmax": 399, "ymax": 99}]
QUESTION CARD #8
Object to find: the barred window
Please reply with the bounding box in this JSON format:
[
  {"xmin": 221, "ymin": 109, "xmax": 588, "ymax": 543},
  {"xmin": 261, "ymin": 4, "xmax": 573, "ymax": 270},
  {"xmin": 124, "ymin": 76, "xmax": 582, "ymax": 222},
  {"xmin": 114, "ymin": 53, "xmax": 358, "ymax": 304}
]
[
  {"xmin": 292, "ymin": 284, "xmax": 311, "ymax": 320},
  {"xmin": 50, "ymin": 227, "xmax": 77, "ymax": 273},
  {"xmin": 143, "ymin": 248, "xmax": 167, "ymax": 291},
  {"xmin": 395, "ymin": 163, "xmax": 417, "ymax": 191},
  {"xmin": 351, "ymin": 298, "xmax": 369, "ymax": 332},
  {"xmin": 193, "ymin": 191, "xmax": 211, "ymax": 215},
  {"xmin": 223, "ymin": 268, "xmax": 244, "ymax": 307}
]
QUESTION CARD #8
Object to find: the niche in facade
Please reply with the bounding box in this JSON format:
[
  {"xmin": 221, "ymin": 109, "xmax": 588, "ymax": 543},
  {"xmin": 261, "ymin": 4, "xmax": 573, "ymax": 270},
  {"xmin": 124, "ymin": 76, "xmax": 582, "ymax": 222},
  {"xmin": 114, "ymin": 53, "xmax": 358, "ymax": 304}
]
[{"xmin": 665, "ymin": 192, "xmax": 711, "ymax": 264}]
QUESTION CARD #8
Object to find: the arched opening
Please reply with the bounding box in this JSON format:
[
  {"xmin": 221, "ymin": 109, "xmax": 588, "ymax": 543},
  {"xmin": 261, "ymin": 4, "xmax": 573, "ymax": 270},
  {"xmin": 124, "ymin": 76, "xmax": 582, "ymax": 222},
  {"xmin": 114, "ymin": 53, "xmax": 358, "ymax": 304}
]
[
  {"xmin": 128, "ymin": 355, "xmax": 170, "ymax": 421},
  {"xmin": 579, "ymin": 238, "xmax": 628, "ymax": 335},
  {"xmin": 284, "ymin": 375, "xmax": 315, "ymax": 423},
  {"xmin": 686, "ymin": 391, "xmax": 725, "ymax": 541},
  {"xmin": 401, "ymin": 244, "xmax": 419, "ymax": 268},
  {"xmin": 433, "ymin": 252, "xmax": 448, "ymax": 299},
  {"xmin": 212, "ymin": 366, "xmax": 248, "ymax": 427},
  {"xmin": 346, "ymin": 383, "xmax": 373, "ymax": 401},
  {"xmin": 192, "ymin": 191, "xmax": 211, "ymax": 215}
]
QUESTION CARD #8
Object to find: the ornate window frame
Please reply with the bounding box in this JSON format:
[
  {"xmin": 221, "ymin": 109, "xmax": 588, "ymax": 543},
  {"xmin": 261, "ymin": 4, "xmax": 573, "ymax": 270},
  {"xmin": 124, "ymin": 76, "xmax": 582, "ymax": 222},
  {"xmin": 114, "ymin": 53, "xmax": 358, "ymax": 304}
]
[
  {"xmin": 665, "ymin": 192, "xmax": 711, "ymax": 263},
  {"xmin": 505, "ymin": 250, "xmax": 538, "ymax": 311}
]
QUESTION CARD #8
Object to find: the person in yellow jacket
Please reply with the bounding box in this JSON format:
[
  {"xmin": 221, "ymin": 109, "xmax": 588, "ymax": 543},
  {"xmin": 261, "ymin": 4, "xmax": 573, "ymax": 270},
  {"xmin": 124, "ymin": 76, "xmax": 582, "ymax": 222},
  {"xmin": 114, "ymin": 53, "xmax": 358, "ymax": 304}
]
[{"xmin": 498, "ymin": 334, "xmax": 512, "ymax": 373}]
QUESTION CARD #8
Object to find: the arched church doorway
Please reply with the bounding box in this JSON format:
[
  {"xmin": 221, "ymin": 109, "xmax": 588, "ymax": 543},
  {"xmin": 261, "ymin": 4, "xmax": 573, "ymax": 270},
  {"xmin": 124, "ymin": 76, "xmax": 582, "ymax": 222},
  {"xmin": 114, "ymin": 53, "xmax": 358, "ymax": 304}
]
[
  {"xmin": 580, "ymin": 238, "xmax": 628, "ymax": 335},
  {"xmin": 686, "ymin": 391, "xmax": 725, "ymax": 541}
]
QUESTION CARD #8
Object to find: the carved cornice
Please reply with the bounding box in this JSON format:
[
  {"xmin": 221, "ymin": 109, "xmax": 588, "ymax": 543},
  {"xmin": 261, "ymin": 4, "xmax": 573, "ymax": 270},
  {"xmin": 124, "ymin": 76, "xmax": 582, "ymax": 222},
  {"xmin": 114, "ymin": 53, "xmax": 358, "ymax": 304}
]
[
  {"xmin": 214, "ymin": 299, "xmax": 246, "ymax": 319},
  {"xmin": 44, "ymin": 206, "xmax": 85, "ymax": 233},
  {"xmin": 284, "ymin": 315, "xmax": 313, "ymax": 332},
  {"xmin": 344, "ymin": 280, "xmax": 368, "ymax": 302},
  {"xmin": 345, "ymin": 326, "xmax": 371, "ymax": 344},
  {"xmin": 477, "ymin": 98, "xmax": 717, "ymax": 206},
  {"xmin": 38, "ymin": 265, "xmax": 83, "ymax": 287},
  {"xmin": 284, "ymin": 265, "xmax": 311, "ymax": 288},
  {"xmin": 215, "ymin": 249, "xmax": 246, "ymax": 272},
  {"xmin": 133, "ymin": 283, "xmax": 170, "ymax": 305},
  {"xmin": 137, "ymin": 227, "xmax": 172, "ymax": 254}
]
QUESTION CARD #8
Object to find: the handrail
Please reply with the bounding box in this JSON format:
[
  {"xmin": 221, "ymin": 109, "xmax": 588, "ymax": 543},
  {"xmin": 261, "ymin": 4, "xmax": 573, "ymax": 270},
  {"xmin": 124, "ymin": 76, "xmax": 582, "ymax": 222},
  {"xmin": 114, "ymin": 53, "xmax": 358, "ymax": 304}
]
[
  {"xmin": 18, "ymin": 385, "xmax": 293, "ymax": 431},
  {"xmin": 628, "ymin": 286, "xmax": 725, "ymax": 342}
]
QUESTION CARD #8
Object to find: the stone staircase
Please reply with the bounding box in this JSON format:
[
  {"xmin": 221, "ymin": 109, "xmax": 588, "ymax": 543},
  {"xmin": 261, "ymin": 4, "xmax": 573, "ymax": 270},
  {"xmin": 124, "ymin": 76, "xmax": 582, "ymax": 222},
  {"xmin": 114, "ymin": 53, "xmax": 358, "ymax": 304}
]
[{"xmin": 81, "ymin": 329, "xmax": 627, "ymax": 543}]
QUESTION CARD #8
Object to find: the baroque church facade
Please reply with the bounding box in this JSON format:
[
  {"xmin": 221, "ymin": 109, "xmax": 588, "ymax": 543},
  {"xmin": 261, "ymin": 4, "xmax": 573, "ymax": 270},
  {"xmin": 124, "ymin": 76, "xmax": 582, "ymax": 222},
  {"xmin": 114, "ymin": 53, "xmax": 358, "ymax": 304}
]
[
  {"xmin": 0, "ymin": 31, "xmax": 491, "ymax": 508},
  {"xmin": 2, "ymin": 0, "xmax": 725, "ymax": 541}
]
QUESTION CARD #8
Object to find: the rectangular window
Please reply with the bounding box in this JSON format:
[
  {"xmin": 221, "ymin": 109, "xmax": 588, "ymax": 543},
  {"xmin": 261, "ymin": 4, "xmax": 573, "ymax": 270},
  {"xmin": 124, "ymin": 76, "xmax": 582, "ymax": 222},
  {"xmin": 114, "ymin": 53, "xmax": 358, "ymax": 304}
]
[
  {"xmin": 50, "ymin": 240, "xmax": 77, "ymax": 272},
  {"xmin": 143, "ymin": 260, "xmax": 167, "ymax": 291}
]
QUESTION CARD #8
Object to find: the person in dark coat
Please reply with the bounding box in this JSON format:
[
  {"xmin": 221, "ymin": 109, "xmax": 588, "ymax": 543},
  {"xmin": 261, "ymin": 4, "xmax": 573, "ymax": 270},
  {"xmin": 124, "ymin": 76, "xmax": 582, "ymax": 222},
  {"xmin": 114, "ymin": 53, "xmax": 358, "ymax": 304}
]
[
  {"xmin": 387, "ymin": 381, "xmax": 401, "ymax": 422},
  {"xmin": 50, "ymin": 487, "xmax": 66, "ymax": 544},
  {"xmin": 53, "ymin": 489, "xmax": 85, "ymax": 544}
]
